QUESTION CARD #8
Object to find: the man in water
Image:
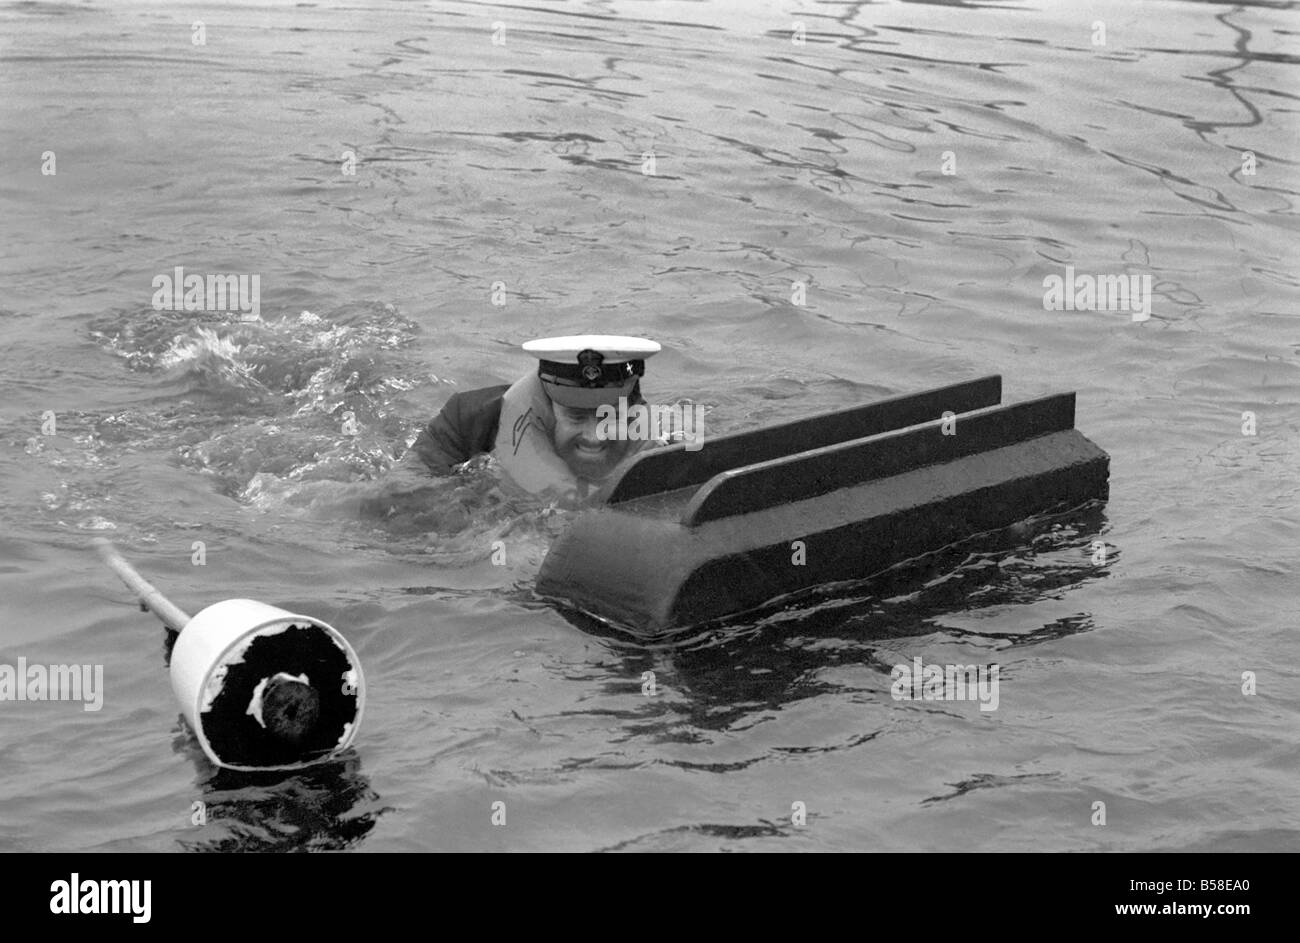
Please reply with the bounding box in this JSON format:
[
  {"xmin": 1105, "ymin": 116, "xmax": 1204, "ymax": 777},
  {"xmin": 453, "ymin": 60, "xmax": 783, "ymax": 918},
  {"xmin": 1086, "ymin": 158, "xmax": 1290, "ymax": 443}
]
[{"xmin": 384, "ymin": 335, "xmax": 664, "ymax": 505}]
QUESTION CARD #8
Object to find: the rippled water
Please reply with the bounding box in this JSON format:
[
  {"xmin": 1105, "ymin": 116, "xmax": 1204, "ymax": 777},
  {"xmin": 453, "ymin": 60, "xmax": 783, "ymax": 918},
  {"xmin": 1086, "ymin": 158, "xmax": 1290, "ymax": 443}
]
[{"xmin": 1, "ymin": 0, "xmax": 1297, "ymax": 852}]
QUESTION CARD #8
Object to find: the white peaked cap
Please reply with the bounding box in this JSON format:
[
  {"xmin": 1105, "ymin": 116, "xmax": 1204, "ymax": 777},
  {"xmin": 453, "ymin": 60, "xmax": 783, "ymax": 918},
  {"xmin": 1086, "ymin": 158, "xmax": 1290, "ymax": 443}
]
[
  {"xmin": 522, "ymin": 335, "xmax": 661, "ymax": 362},
  {"xmin": 523, "ymin": 335, "xmax": 661, "ymax": 409}
]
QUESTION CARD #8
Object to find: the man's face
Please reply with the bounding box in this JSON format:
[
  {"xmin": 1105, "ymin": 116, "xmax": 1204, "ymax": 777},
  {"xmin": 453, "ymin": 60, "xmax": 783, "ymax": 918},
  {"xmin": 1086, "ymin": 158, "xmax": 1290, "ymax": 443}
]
[{"xmin": 551, "ymin": 402, "xmax": 634, "ymax": 482}]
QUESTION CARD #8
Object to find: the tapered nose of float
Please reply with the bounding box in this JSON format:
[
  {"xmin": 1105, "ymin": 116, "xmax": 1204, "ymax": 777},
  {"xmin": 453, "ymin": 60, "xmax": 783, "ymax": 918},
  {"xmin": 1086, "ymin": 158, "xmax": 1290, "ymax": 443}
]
[{"xmin": 170, "ymin": 599, "xmax": 364, "ymax": 772}]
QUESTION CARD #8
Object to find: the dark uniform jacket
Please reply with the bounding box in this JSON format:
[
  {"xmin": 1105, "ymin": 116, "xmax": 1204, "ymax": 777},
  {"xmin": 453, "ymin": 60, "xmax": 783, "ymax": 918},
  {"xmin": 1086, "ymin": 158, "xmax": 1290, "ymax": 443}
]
[{"xmin": 403, "ymin": 384, "xmax": 510, "ymax": 475}]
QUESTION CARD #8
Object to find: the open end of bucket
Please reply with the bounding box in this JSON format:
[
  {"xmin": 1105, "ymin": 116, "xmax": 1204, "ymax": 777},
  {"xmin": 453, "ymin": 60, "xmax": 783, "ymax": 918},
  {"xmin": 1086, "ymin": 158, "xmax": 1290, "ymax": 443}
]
[{"xmin": 200, "ymin": 621, "xmax": 360, "ymax": 769}]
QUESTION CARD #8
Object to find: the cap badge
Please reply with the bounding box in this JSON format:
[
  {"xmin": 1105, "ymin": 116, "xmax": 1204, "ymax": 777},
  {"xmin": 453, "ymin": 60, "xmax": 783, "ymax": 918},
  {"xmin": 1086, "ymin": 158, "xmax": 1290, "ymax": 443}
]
[{"xmin": 578, "ymin": 349, "xmax": 604, "ymax": 385}]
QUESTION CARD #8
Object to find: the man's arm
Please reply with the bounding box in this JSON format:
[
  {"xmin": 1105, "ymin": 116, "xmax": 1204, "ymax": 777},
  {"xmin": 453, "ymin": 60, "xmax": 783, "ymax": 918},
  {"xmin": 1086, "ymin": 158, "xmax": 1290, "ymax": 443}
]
[
  {"xmin": 400, "ymin": 384, "xmax": 510, "ymax": 477},
  {"xmin": 359, "ymin": 385, "xmax": 508, "ymax": 522},
  {"xmin": 404, "ymin": 396, "xmax": 472, "ymax": 476}
]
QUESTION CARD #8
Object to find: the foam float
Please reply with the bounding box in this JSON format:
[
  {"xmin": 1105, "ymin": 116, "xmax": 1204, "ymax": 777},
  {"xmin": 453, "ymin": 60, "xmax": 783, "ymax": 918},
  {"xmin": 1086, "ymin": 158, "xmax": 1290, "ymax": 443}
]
[
  {"xmin": 94, "ymin": 539, "xmax": 364, "ymax": 771},
  {"xmin": 536, "ymin": 376, "xmax": 1110, "ymax": 635}
]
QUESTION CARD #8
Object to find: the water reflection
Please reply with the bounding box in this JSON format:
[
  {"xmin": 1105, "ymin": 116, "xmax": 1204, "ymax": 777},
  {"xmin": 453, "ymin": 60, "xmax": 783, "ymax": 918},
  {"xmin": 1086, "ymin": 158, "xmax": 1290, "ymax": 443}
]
[{"xmin": 176, "ymin": 746, "xmax": 386, "ymax": 853}]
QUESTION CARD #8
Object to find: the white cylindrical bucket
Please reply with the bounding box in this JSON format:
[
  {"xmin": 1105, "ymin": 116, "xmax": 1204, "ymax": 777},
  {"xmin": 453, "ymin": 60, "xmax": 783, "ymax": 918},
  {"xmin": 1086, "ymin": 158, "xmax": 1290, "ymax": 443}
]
[{"xmin": 170, "ymin": 599, "xmax": 365, "ymax": 772}]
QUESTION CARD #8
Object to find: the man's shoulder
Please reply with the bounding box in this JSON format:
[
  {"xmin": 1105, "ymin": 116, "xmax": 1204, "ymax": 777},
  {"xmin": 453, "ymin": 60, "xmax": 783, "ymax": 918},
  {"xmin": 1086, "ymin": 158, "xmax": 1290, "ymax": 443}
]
[
  {"xmin": 441, "ymin": 383, "xmax": 510, "ymax": 419},
  {"xmin": 436, "ymin": 383, "xmax": 511, "ymax": 448}
]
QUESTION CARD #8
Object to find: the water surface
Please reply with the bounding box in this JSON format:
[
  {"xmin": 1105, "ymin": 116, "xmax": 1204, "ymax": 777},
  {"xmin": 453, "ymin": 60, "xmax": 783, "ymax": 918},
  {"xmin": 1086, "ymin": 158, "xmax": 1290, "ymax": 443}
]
[{"xmin": 1, "ymin": 0, "xmax": 1297, "ymax": 852}]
